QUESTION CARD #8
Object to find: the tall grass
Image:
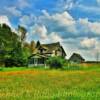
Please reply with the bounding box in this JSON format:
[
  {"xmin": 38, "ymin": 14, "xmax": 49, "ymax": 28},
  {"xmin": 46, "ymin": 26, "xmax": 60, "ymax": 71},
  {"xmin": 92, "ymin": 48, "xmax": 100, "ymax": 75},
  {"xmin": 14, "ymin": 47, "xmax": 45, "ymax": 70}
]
[{"xmin": 0, "ymin": 68, "xmax": 99, "ymax": 100}]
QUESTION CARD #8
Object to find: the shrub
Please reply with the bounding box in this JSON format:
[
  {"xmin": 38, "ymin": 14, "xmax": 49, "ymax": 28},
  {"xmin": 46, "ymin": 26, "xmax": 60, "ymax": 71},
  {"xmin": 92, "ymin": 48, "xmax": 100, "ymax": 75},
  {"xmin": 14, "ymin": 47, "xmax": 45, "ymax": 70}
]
[
  {"xmin": 46, "ymin": 57, "xmax": 65, "ymax": 69},
  {"xmin": 4, "ymin": 58, "xmax": 28, "ymax": 67}
]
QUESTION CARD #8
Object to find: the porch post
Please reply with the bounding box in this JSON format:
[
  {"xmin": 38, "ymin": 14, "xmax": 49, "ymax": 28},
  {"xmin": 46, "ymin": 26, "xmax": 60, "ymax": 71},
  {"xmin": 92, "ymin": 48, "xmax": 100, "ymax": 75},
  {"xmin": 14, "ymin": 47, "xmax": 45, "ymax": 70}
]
[
  {"xmin": 44, "ymin": 63, "xmax": 46, "ymax": 69},
  {"xmin": 44, "ymin": 58, "xmax": 47, "ymax": 69},
  {"xmin": 36, "ymin": 58, "xmax": 38, "ymax": 66},
  {"xmin": 34, "ymin": 58, "xmax": 36, "ymax": 66}
]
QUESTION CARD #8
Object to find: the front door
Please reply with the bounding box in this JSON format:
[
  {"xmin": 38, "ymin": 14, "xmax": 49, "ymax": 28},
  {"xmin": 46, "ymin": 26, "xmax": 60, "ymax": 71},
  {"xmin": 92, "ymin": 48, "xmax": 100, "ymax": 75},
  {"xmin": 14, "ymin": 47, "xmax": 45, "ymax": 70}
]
[{"xmin": 34, "ymin": 58, "xmax": 38, "ymax": 66}]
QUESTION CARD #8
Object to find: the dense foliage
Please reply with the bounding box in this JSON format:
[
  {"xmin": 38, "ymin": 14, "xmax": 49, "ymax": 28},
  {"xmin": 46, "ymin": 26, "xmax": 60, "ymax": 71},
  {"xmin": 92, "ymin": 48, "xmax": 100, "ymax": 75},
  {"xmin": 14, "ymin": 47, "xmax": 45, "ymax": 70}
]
[
  {"xmin": 0, "ymin": 24, "xmax": 30, "ymax": 67},
  {"xmin": 46, "ymin": 57, "xmax": 65, "ymax": 69}
]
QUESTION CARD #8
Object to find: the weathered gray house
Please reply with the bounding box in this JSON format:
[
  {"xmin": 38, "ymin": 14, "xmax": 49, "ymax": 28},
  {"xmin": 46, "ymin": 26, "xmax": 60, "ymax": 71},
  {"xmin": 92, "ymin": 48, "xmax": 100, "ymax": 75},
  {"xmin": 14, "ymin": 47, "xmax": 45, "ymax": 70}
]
[
  {"xmin": 69, "ymin": 53, "xmax": 85, "ymax": 63},
  {"xmin": 29, "ymin": 41, "xmax": 66, "ymax": 66}
]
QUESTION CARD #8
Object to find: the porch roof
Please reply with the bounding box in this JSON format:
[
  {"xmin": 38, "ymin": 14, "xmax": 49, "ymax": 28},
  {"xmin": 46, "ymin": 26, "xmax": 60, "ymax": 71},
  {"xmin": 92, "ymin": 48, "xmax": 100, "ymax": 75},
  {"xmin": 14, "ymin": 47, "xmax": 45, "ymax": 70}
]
[{"xmin": 29, "ymin": 53, "xmax": 48, "ymax": 59}]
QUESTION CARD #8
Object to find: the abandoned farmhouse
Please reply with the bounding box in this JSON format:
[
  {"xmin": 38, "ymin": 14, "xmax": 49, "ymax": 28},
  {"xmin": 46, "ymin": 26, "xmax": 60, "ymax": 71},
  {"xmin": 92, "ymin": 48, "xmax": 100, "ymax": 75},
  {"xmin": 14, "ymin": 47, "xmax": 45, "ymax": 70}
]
[{"xmin": 29, "ymin": 41, "xmax": 66, "ymax": 66}]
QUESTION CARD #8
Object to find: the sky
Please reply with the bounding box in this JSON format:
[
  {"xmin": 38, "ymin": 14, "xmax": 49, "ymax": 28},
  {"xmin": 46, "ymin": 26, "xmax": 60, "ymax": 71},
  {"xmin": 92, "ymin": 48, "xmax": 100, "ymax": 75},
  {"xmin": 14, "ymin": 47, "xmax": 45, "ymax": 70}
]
[{"xmin": 0, "ymin": 0, "xmax": 100, "ymax": 61}]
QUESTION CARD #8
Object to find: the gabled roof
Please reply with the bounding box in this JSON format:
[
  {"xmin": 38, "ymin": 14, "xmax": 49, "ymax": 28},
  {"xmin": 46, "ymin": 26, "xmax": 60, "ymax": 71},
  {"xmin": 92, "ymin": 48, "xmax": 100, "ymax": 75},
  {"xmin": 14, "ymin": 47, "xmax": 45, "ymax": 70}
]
[
  {"xmin": 69, "ymin": 53, "xmax": 85, "ymax": 61},
  {"xmin": 32, "ymin": 42, "xmax": 66, "ymax": 56},
  {"xmin": 42, "ymin": 42, "xmax": 60, "ymax": 47},
  {"xmin": 41, "ymin": 42, "xmax": 61, "ymax": 53}
]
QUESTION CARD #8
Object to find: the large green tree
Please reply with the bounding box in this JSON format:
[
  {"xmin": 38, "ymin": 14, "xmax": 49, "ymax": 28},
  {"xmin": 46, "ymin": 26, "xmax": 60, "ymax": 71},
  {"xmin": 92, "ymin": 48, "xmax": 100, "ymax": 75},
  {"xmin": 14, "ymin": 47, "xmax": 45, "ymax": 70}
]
[
  {"xmin": 0, "ymin": 24, "xmax": 30, "ymax": 67},
  {"xmin": 0, "ymin": 24, "xmax": 19, "ymax": 56}
]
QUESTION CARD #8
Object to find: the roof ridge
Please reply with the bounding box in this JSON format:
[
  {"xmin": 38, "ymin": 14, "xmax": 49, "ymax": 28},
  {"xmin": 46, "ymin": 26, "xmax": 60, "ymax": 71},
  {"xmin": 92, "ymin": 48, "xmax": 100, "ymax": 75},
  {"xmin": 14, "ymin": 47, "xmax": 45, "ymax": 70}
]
[{"xmin": 42, "ymin": 42, "xmax": 60, "ymax": 46}]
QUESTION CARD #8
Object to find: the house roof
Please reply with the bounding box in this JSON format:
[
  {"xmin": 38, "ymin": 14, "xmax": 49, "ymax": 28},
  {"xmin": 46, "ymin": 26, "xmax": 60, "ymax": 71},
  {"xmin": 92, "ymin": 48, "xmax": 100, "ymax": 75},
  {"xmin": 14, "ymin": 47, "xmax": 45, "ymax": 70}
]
[
  {"xmin": 69, "ymin": 53, "xmax": 85, "ymax": 61},
  {"xmin": 32, "ymin": 42, "xmax": 66, "ymax": 56},
  {"xmin": 41, "ymin": 42, "xmax": 61, "ymax": 53}
]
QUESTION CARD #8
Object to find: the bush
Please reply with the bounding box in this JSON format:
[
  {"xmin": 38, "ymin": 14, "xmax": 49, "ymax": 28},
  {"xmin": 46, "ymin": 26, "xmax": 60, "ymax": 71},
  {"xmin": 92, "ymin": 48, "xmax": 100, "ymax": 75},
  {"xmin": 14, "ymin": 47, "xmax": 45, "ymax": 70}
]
[
  {"xmin": 46, "ymin": 57, "xmax": 65, "ymax": 69},
  {"xmin": 4, "ymin": 58, "xmax": 28, "ymax": 67}
]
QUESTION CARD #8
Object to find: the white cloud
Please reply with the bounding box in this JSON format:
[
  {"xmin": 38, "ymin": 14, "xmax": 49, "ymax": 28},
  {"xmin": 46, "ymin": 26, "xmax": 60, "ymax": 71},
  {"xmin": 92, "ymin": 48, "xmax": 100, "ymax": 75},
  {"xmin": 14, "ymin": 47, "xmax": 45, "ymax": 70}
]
[
  {"xmin": 42, "ymin": 10, "xmax": 50, "ymax": 18},
  {"xmin": 97, "ymin": 0, "xmax": 100, "ymax": 5},
  {"xmin": 89, "ymin": 22, "xmax": 100, "ymax": 34},
  {"xmin": 0, "ymin": 15, "xmax": 16, "ymax": 32},
  {"xmin": 61, "ymin": 37, "xmax": 100, "ymax": 61},
  {"xmin": 0, "ymin": 16, "xmax": 11, "ymax": 27},
  {"xmin": 81, "ymin": 38, "xmax": 96, "ymax": 48},
  {"xmin": 39, "ymin": 32, "xmax": 63, "ymax": 45},
  {"xmin": 56, "ymin": 0, "xmax": 77, "ymax": 11},
  {"xmin": 17, "ymin": 0, "xmax": 30, "ymax": 9},
  {"xmin": 77, "ymin": 4, "xmax": 100, "ymax": 15},
  {"xmin": 52, "ymin": 12, "xmax": 75, "ymax": 26},
  {"xmin": 5, "ymin": 6, "xmax": 22, "ymax": 17},
  {"xmin": 30, "ymin": 23, "xmax": 63, "ymax": 43},
  {"xmin": 19, "ymin": 14, "xmax": 37, "ymax": 27},
  {"xmin": 40, "ymin": 11, "xmax": 100, "ymax": 38},
  {"xmin": 42, "ymin": 10, "xmax": 75, "ymax": 26},
  {"xmin": 40, "ymin": 10, "xmax": 77, "ymax": 34},
  {"xmin": 32, "ymin": 24, "xmax": 47, "ymax": 39},
  {"xmin": 78, "ymin": 18, "xmax": 100, "ymax": 35},
  {"xmin": 49, "ymin": 32, "xmax": 63, "ymax": 42}
]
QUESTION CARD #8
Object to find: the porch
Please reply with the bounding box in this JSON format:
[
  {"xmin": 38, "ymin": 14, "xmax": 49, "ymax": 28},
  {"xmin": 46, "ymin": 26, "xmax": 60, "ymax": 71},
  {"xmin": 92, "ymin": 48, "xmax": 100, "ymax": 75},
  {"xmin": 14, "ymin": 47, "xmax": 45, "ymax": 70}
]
[{"xmin": 28, "ymin": 54, "xmax": 47, "ymax": 67}]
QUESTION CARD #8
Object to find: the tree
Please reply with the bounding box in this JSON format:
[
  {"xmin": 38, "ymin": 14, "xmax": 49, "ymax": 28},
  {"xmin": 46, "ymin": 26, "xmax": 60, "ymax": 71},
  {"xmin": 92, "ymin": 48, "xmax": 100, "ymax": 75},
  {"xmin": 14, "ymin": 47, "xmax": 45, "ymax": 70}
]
[
  {"xmin": 30, "ymin": 41, "xmax": 36, "ymax": 54},
  {"xmin": 36, "ymin": 40, "xmax": 40, "ymax": 48},
  {"xmin": 46, "ymin": 57, "xmax": 65, "ymax": 69},
  {"xmin": 18, "ymin": 25, "xmax": 27, "ymax": 46},
  {"xmin": 0, "ymin": 24, "xmax": 31, "ymax": 67},
  {"xmin": 0, "ymin": 24, "xmax": 20, "ymax": 66}
]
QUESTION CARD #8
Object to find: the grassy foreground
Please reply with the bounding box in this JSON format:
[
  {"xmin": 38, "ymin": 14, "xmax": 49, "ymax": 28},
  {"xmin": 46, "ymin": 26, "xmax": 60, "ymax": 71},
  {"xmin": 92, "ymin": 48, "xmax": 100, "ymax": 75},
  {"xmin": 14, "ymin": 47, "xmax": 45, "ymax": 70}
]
[{"xmin": 0, "ymin": 67, "xmax": 100, "ymax": 100}]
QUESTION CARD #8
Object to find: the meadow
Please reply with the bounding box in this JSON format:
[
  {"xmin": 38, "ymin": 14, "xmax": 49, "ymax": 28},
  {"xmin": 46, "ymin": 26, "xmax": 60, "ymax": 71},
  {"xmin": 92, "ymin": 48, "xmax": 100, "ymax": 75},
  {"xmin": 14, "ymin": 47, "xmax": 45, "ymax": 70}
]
[{"xmin": 0, "ymin": 65, "xmax": 100, "ymax": 100}]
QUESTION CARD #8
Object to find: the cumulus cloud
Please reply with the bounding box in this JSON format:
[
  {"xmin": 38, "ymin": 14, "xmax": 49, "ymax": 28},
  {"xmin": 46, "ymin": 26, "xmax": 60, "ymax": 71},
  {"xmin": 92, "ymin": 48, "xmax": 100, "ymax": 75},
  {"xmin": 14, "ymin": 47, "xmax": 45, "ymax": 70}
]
[
  {"xmin": 0, "ymin": 15, "xmax": 16, "ymax": 32},
  {"xmin": 80, "ymin": 38, "xmax": 96, "ymax": 49},
  {"xmin": 77, "ymin": 4, "xmax": 100, "ymax": 16},
  {"xmin": 30, "ymin": 23, "xmax": 63, "ymax": 43},
  {"xmin": 32, "ymin": 24, "xmax": 47, "ymax": 39},
  {"xmin": 5, "ymin": 6, "xmax": 22, "ymax": 17},
  {"xmin": 56, "ymin": 0, "xmax": 77, "ymax": 11},
  {"xmin": 97, "ymin": 0, "xmax": 100, "ymax": 5},
  {"xmin": 49, "ymin": 32, "xmax": 63, "ymax": 42},
  {"xmin": 42, "ymin": 10, "xmax": 75, "ymax": 26},
  {"xmin": 28, "ymin": 10, "xmax": 100, "ymax": 47},
  {"xmin": 89, "ymin": 22, "xmax": 100, "ymax": 34},
  {"xmin": 0, "ymin": 16, "xmax": 11, "ymax": 27},
  {"xmin": 78, "ymin": 18, "xmax": 100, "ymax": 35},
  {"xmin": 38, "ymin": 11, "xmax": 100, "ymax": 39},
  {"xmin": 39, "ymin": 10, "xmax": 77, "ymax": 36},
  {"xmin": 19, "ymin": 14, "xmax": 37, "ymax": 27},
  {"xmin": 39, "ymin": 32, "xmax": 63, "ymax": 45}
]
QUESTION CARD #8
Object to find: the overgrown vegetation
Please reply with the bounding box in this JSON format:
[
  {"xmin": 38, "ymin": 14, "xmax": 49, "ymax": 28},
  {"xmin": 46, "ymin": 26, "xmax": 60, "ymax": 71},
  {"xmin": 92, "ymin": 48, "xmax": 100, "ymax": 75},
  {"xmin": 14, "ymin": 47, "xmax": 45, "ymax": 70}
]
[
  {"xmin": 63, "ymin": 63, "xmax": 83, "ymax": 70},
  {"xmin": 0, "ymin": 68, "xmax": 99, "ymax": 100},
  {"xmin": 46, "ymin": 57, "xmax": 66, "ymax": 69}
]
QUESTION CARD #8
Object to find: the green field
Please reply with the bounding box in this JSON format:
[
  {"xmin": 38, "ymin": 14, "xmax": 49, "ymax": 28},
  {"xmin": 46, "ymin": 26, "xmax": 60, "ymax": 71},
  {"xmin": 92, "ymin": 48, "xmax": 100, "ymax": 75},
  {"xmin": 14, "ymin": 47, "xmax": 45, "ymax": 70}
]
[{"xmin": 0, "ymin": 67, "xmax": 100, "ymax": 100}]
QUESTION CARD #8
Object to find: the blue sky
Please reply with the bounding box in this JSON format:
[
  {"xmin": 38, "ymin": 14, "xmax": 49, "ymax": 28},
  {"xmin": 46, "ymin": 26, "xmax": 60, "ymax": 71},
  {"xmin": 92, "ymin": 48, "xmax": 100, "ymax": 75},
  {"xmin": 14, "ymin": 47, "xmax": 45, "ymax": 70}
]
[{"xmin": 0, "ymin": 0, "xmax": 100, "ymax": 61}]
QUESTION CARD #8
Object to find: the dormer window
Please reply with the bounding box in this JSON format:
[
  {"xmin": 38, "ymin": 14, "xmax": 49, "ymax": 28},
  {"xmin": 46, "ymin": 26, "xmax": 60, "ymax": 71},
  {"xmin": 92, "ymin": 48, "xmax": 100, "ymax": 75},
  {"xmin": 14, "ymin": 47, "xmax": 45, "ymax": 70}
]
[{"xmin": 40, "ymin": 49, "xmax": 43, "ymax": 54}]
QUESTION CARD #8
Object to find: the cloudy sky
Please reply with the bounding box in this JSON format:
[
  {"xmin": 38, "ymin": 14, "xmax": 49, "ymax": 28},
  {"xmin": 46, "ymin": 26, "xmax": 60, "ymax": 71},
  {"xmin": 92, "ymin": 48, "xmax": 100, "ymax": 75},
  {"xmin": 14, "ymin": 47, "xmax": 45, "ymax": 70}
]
[{"xmin": 0, "ymin": 0, "xmax": 100, "ymax": 61}]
